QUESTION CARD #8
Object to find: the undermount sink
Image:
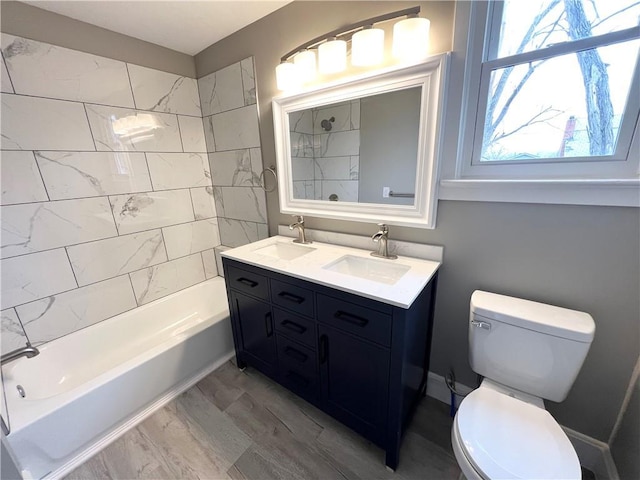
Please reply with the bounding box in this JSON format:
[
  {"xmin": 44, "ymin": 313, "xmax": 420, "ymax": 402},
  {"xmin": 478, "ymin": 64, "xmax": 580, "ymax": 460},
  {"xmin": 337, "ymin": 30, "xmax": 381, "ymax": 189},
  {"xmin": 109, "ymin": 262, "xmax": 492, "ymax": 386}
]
[
  {"xmin": 254, "ymin": 242, "xmax": 316, "ymax": 261},
  {"xmin": 323, "ymin": 255, "xmax": 411, "ymax": 285}
]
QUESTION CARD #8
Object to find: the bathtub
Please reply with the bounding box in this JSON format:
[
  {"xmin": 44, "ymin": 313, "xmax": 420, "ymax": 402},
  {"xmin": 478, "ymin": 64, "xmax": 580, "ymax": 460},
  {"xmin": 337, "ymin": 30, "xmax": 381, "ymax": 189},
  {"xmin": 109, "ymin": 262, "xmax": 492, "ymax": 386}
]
[{"xmin": 1, "ymin": 277, "xmax": 234, "ymax": 480}]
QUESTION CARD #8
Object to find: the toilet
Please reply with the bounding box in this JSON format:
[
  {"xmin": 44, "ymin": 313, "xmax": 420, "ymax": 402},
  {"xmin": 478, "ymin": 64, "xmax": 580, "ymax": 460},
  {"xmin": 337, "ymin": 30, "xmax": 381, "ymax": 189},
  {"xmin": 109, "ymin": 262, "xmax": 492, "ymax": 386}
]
[{"xmin": 451, "ymin": 290, "xmax": 595, "ymax": 480}]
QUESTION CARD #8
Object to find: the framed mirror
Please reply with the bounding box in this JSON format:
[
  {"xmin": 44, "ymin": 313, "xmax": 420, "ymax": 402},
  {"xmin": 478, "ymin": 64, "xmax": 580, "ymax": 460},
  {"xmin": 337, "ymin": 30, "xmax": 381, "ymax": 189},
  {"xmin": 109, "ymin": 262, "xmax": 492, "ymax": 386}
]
[{"xmin": 273, "ymin": 54, "xmax": 448, "ymax": 229}]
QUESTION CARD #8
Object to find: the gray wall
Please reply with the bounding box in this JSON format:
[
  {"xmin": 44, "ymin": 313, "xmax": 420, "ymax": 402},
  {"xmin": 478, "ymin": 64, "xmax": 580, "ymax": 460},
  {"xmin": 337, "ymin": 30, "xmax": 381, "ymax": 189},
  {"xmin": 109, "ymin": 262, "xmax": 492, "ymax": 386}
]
[
  {"xmin": 611, "ymin": 363, "xmax": 640, "ymax": 480},
  {"xmin": 0, "ymin": 1, "xmax": 196, "ymax": 77},
  {"xmin": 359, "ymin": 88, "xmax": 420, "ymax": 205},
  {"xmin": 196, "ymin": 1, "xmax": 640, "ymax": 442}
]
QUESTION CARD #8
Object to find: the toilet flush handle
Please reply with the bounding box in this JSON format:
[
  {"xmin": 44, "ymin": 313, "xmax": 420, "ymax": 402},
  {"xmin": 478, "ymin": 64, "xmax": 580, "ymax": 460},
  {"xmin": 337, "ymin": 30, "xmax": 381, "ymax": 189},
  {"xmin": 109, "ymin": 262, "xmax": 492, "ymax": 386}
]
[{"xmin": 471, "ymin": 320, "xmax": 491, "ymax": 330}]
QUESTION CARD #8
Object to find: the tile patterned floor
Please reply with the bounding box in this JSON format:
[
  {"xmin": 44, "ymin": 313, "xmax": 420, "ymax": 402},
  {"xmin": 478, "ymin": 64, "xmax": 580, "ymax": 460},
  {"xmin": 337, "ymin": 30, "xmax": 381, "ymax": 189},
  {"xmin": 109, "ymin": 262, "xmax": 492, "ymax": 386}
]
[{"xmin": 65, "ymin": 360, "xmax": 461, "ymax": 479}]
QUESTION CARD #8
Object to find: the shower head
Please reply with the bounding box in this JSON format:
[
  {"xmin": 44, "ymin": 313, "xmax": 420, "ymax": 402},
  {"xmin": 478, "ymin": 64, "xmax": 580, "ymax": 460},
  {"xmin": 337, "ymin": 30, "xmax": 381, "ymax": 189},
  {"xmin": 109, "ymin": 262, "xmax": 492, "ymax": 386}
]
[{"xmin": 321, "ymin": 117, "xmax": 335, "ymax": 131}]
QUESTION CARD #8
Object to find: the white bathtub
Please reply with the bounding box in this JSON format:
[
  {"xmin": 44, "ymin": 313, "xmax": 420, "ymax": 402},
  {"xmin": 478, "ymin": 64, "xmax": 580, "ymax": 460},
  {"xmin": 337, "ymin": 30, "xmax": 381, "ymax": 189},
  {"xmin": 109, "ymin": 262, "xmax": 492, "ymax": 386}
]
[{"xmin": 1, "ymin": 277, "xmax": 234, "ymax": 479}]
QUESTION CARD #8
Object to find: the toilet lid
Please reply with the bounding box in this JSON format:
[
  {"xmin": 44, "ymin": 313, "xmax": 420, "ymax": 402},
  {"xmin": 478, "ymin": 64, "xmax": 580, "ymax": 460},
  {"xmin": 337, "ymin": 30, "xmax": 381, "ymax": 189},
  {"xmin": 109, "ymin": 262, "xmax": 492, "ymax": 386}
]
[{"xmin": 456, "ymin": 386, "xmax": 581, "ymax": 480}]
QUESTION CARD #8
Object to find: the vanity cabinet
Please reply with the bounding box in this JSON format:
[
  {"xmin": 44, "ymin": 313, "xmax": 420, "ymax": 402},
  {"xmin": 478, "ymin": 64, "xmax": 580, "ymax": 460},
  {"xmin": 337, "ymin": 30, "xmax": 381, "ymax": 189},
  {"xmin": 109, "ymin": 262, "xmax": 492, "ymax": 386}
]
[{"xmin": 223, "ymin": 257, "xmax": 438, "ymax": 470}]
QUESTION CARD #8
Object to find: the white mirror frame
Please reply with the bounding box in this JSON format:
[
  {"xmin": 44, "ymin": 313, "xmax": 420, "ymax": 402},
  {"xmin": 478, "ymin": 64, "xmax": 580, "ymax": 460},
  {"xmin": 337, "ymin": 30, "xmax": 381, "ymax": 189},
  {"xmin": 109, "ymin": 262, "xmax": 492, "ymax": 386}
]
[{"xmin": 273, "ymin": 54, "xmax": 449, "ymax": 229}]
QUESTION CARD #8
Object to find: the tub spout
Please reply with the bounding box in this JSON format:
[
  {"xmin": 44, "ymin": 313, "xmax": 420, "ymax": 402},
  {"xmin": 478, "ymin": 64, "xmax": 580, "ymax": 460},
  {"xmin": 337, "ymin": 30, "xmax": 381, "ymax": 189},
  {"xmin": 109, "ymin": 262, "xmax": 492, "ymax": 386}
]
[{"xmin": 1, "ymin": 344, "xmax": 39, "ymax": 366}]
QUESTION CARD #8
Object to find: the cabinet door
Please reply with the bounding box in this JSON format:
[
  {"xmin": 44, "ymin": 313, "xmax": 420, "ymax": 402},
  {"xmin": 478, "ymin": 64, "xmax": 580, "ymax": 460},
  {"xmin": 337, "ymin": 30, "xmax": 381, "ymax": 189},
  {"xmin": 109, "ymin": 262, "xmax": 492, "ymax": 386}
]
[
  {"xmin": 231, "ymin": 291, "xmax": 277, "ymax": 376},
  {"xmin": 318, "ymin": 325, "xmax": 390, "ymax": 445}
]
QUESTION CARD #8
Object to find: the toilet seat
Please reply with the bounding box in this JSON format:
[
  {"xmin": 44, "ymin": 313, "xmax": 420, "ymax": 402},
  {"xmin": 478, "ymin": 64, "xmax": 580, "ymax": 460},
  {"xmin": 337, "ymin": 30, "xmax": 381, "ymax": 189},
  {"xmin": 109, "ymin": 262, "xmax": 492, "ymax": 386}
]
[{"xmin": 454, "ymin": 384, "xmax": 581, "ymax": 480}]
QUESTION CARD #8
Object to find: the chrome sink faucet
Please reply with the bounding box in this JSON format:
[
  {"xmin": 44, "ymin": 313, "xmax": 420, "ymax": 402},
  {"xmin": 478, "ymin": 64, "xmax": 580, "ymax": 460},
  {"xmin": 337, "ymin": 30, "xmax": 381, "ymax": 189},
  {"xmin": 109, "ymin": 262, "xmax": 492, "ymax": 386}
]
[
  {"xmin": 1, "ymin": 343, "xmax": 39, "ymax": 366},
  {"xmin": 289, "ymin": 215, "xmax": 312, "ymax": 244},
  {"xmin": 371, "ymin": 224, "xmax": 397, "ymax": 259}
]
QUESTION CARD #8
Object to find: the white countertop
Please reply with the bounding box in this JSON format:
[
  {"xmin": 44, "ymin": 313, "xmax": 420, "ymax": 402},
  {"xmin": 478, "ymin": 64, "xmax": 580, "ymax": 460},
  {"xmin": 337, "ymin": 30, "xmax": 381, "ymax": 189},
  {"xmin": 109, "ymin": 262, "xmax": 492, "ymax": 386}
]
[{"xmin": 221, "ymin": 235, "xmax": 441, "ymax": 309}]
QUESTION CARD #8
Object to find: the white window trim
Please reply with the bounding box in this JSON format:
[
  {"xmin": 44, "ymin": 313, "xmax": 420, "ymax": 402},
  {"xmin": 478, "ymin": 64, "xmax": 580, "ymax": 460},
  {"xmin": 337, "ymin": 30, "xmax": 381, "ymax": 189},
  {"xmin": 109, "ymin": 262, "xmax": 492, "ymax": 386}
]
[{"xmin": 438, "ymin": 1, "xmax": 640, "ymax": 207}]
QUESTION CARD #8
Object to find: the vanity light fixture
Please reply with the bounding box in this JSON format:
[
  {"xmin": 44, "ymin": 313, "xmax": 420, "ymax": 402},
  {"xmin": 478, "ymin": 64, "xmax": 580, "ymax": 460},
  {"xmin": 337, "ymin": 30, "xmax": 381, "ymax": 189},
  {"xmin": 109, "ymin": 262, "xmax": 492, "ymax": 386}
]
[{"xmin": 275, "ymin": 6, "xmax": 428, "ymax": 91}]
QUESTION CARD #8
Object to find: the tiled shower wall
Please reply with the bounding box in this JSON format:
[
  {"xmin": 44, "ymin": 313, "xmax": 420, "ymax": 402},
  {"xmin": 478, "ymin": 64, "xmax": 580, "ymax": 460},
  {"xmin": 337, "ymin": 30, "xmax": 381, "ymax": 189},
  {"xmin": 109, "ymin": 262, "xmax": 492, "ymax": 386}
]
[
  {"xmin": 0, "ymin": 34, "xmax": 266, "ymax": 352},
  {"xmin": 199, "ymin": 61, "xmax": 268, "ymax": 247},
  {"xmin": 290, "ymin": 100, "xmax": 360, "ymax": 201}
]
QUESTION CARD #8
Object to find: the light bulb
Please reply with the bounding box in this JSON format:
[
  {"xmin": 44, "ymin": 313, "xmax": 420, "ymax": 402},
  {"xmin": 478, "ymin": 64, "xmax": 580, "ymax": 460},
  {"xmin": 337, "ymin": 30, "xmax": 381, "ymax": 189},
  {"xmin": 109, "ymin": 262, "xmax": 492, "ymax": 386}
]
[
  {"xmin": 392, "ymin": 16, "xmax": 430, "ymax": 61},
  {"xmin": 352, "ymin": 27, "xmax": 385, "ymax": 67},
  {"xmin": 318, "ymin": 37, "xmax": 347, "ymax": 74},
  {"xmin": 293, "ymin": 50, "xmax": 317, "ymax": 83},
  {"xmin": 275, "ymin": 62, "xmax": 302, "ymax": 91}
]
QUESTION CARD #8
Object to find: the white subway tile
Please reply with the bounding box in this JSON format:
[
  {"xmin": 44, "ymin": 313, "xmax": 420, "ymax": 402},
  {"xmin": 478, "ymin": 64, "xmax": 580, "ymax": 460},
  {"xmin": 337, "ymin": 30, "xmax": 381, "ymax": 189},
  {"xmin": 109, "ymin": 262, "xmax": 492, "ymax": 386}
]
[
  {"xmin": 127, "ymin": 64, "xmax": 200, "ymax": 116},
  {"xmin": 178, "ymin": 116, "xmax": 207, "ymax": 153},
  {"xmin": 210, "ymin": 105, "xmax": 260, "ymax": 151},
  {"xmin": 130, "ymin": 253, "xmax": 204, "ymax": 305},
  {"xmin": 162, "ymin": 218, "xmax": 220, "ymax": 260},
  {"xmin": 289, "ymin": 109, "xmax": 313, "ymax": 134},
  {"xmin": 214, "ymin": 246, "xmax": 228, "ymax": 277},
  {"xmin": 202, "ymin": 115, "xmax": 216, "ymax": 152},
  {"xmin": 217, "ymin": 186, "xmax": 267, "ymax": 223},
  {"xmin": 257, "ymin": 223, "xmax": 269, "ymax": 240},
  {"xmin": 67, "ymin": 229, "xmax": 167, "ymax": 286},
  {"xmin": 190, "ymin": 186, "xmax": 217, "ymax": 219},
  {"xmin": 290, "ymin": 132, "xmax": 314, "ymax": 158},
  {"xmin": 1, "ymin": 34, "xmax": 134, "ymax": 107},
  {"xmin": 318, "ymin": 130, "xmax": 360, "ymax": 157},
  {"xmin": 1, "ymin": 93, "xmax": 95, "ymax": 151},
  {"xmin": 198, "ymin": 63, "xmax": 244, "ymax": 116},
  {"xmin": 1, "ymin": 197, "xmax": 117, "ymax": 259},
  {"xmin": 1, "ymin": 54, "xmax": 13, "ymax": 93},
  {"xmin": 85, "ymin": 104, "xmax": 182, "ymax": 152},
  {"xmin": 314, "ymin": 156, "xmax": 352, "ymax": 180},
  {"xmin": 292, "ymin": 157, "xmax": 315, "ymax": 181},
  {"xmin": 109, "ymin": 189, "xmax": 194, "ymax": 235},
  {"xmin": 18, "ymin": 275, "xmax": 137, "ymax": 344},
  {"xmin": 146, "ymin": 152, "xmax": 211, "ymax": 190},
  {"xmin": 320, "ymin": 180, "xmax": 359, "ymax": 202},
  {"xmin": 1, "ymin": 249, "xmax": 76, "ymax": 309},
  {"xmin": 313, "ymin": 102, "xmax": 352, "ymax": 134},
  {"xmin": 35, "ymin": 151, "xmax": 151, "ymax": 200},
  {"xmin": 1, "ymin": 308, "xmax": 27, "ymax": 353},
  {"xmin": 218, "ymin": 218, "xmax": 260, "ymax": 247},
  {"xmin": 240, "ymin": 57, "xmax": 256, "ymax": 106},
  {"xmin": 202, "ymin": 249, "xmax": 218, "ymax": 279},
  {"xmin": 1, "ymin": 151, "xmax": 49, "ymax": 205},
  {"xmin": 209, "ymin": 149, "xmax": 261, "ymax": 186}
]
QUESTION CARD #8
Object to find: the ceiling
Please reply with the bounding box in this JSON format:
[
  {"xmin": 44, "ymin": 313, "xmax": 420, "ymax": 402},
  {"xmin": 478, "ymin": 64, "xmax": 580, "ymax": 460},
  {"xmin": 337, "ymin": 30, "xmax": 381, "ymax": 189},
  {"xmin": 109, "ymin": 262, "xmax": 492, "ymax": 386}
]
[{"xmin": 22, "ymin": 1, "xmax": 293, "ymax": 56}]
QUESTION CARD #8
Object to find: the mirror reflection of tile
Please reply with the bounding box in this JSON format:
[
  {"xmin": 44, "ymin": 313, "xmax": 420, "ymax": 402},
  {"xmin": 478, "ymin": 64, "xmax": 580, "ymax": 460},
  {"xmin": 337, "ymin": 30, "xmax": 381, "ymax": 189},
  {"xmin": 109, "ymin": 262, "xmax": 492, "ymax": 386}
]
[{"xmin": 290, "ymin": 100, "xmax": 360, "ymax": 202}]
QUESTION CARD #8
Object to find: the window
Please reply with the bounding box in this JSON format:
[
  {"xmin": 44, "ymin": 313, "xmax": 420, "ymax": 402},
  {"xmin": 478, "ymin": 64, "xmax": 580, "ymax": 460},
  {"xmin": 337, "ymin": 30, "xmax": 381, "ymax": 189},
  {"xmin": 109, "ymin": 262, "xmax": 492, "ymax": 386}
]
[{"xmin": 440, "ymin": 0, "xmax": 640, "ymax": 206}]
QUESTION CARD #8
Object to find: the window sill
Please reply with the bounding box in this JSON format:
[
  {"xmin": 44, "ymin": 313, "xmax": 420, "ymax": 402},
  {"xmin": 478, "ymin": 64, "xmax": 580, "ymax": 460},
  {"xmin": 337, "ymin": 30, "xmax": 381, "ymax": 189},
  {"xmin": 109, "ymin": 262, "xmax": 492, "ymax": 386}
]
[{"xmin": 438, "ymin": 178, "xmax": 640, "ymax": 207}]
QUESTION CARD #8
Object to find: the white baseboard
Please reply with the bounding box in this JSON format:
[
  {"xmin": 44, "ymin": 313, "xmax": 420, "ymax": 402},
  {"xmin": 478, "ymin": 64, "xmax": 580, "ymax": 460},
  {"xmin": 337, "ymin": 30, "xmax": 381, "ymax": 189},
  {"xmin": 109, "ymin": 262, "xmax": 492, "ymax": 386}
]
[
  {"xmin": 562, "ymin": 426, "xmax": 620, "ymax": 480},
  {"xmin": 44, "ymin": 350, "xmax": 235, "ymax": 480},
  {"xmin": 425, "ymin": 371, "xmax": 619, "ymax": 480}
]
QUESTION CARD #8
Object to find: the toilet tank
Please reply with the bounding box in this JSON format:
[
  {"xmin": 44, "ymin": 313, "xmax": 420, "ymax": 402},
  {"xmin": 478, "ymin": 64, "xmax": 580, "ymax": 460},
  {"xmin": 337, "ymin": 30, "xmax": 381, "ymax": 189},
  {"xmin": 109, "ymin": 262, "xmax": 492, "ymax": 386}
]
[{"xmin": 469, "ymin": 291, "xmax": 595, "ymax": 402}]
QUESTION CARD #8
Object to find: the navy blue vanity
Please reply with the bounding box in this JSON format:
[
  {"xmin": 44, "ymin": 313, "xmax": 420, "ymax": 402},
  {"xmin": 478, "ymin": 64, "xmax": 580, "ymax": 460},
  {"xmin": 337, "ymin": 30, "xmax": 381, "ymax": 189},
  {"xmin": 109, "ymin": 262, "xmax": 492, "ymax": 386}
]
[{"xmin": 222, "ymin": 239, "xmax": 439, "ymax": 470}]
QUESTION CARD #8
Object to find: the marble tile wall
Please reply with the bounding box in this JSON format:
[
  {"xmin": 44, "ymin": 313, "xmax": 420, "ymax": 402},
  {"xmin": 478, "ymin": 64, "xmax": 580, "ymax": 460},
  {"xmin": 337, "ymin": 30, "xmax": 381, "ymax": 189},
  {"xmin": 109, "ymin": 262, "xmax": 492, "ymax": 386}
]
[
  {"xmin": 198, "ymin": 57, "xmax": 268, "ymax": 248},
  {"xmin": 290, "ymin": 101, "xmax": 360, "ymax": 202},
  {"xmin": 0, "ymin": 34, "xmax": 221, "ymax": 350}
]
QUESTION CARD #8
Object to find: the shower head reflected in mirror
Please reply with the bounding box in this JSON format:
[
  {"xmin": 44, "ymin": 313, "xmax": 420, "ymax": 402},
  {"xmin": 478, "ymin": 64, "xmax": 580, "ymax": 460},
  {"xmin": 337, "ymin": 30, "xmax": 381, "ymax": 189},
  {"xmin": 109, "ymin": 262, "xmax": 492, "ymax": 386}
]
[{"xmin": 321, "ymin": 117, "xmax": 335, "ymax": 131}]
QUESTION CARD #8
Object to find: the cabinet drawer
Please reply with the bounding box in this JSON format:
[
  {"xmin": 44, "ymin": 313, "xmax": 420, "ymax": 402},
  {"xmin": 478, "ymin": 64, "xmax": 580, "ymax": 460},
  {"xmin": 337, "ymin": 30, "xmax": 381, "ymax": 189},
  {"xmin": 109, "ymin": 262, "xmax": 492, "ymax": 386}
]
[
  {"xmin": 226, "ymin": 264, "xmax": 269, "ymax": 300},
  {"xmin": 277, "ymin": 336, "xmax": 319, "ymax": 401},
  {"xmin": 270, "ymin": 279, "xmax": 314, "ymax": 318},
  {"xmin": 273, "ymin": 308, "xmax": 316, "ymax": 348},
  {"xmin": 276, "ymin": 335, "xmax": 318, "ymax": 377},
  {"xmin": 317, "ymin": 294, "xmax": 392, "ymax": 347}
]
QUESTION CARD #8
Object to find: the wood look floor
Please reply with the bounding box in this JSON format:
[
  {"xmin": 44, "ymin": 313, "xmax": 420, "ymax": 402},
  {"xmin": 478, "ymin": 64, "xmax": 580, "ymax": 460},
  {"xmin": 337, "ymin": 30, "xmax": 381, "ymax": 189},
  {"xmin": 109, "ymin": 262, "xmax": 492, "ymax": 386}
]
[{"xmin": 65, "ymin": 360, "xmax": 462, "ymax": 480}]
